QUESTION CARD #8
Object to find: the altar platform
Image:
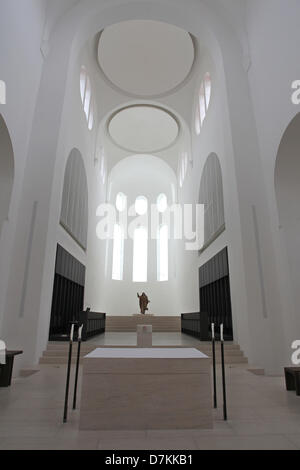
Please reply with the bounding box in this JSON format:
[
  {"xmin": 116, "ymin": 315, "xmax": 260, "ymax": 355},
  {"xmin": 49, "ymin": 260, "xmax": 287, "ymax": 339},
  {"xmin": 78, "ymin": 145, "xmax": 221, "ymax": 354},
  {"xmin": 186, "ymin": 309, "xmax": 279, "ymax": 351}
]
[
  {"xmin": 79, "ymin": 347, "xmax": 212, "ymax": 431},
  {"xmin": 105, "ymin": 315, "xmax": 181, "ymax": 332}
]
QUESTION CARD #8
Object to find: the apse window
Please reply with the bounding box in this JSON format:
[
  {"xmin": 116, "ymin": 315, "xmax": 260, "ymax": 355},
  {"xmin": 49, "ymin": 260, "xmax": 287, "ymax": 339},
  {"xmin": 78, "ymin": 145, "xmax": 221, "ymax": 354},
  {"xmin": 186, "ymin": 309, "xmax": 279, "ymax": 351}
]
[
  {"xmin": 112, "ymin": 224, "xmax": 124, "ymax": 281},
  {"xmin": 157, "ymin": 193, "xmax": 168, "ymax": 213},
  {"xmin": 133, "ymin": 226, "xmax": 148, "ymax": 282},
  {"xmin": 135, "ymin": 196, "xmax": 148, "ymax": 216},
  {"xmin": 157, "ymin": 224, "xmax": 169, "ymax": 282},
  {"xmin": 195, "ymin": 72, "xmax": 212, "ymax": 135},
  {"xmin": 80, "ymin": 66, "xmax": 94, "ymax": 130},
  {"xmin": 116, "ymin": 192, "xmax": 127, "ymax": 212}
]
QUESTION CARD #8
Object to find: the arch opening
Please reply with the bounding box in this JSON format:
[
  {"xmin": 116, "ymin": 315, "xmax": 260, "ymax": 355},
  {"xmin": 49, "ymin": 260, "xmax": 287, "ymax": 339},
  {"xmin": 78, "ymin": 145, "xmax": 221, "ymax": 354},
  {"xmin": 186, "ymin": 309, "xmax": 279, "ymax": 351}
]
[
  {"xmin": 275, "ymin": 112, "xmax": 300, "ymax": 321},
  {"xmin": 0, "ymin": 114, "xmax": 14, "ymax": 235}
]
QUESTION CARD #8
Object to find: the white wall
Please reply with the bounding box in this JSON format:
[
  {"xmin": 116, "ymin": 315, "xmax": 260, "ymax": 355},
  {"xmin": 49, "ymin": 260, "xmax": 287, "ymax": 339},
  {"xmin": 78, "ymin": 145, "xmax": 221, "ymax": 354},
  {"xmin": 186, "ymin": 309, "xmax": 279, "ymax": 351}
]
[
  {"xmin": 245, "ymin": 0, "xmax": 300, "ymax": 369},
  {"xmin": 0, "ymin": 0, "xmax": 47, "ymax": 335}
]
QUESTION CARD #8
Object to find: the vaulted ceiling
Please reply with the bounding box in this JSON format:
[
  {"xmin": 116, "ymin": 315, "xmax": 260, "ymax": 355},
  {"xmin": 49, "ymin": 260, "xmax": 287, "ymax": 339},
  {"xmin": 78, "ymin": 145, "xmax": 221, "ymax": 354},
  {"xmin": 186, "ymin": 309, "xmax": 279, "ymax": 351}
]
[{"xmin": 44, "ymin": 0, "xmax": 248, "ymax": 47}]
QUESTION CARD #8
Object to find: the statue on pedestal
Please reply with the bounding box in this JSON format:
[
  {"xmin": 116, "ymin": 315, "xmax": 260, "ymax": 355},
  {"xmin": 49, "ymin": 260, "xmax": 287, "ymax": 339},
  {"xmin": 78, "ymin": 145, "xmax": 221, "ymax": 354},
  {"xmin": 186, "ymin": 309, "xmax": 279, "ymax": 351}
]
[{"xmin": 137, "ymin": 292, "xmax": 150, "ymax": 315}]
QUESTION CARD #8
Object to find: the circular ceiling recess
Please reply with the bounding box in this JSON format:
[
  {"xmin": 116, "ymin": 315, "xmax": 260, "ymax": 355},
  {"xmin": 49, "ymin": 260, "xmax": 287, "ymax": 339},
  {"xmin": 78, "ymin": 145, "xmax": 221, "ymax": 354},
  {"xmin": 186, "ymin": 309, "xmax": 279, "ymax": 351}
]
[
  {"xmin": 98, "ymin": 20, "xmax": 195, "ymax": 96},
  {"xmin": 108, "ymin": 106, "xmax": 179, "ymax": 153}
]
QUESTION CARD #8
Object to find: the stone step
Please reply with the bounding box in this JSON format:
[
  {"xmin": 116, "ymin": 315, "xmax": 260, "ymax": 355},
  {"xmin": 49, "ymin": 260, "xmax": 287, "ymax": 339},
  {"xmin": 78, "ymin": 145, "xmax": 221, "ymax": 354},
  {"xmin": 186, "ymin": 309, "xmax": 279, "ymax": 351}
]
[
  {"xmin": 40, "ymin": 342, "xmax": 248, "ymax": 365},
  {"xmin": 42, "ymin": 348, "xmax": 245, "ymax": 359},
  {"xmin": 39, "ymin": 355, "xmax": 248, "ymax": 365},
  {"xmin": 105, "ymin": 316, "xmax": 181, "ymax": 332},
  {"xmin": 46, "ymin": 342, "xmax": 241, "ymax": 351}
]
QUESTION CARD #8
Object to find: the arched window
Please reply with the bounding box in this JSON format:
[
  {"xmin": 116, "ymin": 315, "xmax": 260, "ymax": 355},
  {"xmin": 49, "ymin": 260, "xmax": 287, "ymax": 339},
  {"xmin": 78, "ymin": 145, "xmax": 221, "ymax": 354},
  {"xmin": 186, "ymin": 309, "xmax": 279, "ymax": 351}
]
[
  {"xmin": 204, "ymin": 72, "xmax": 211, "ymax": 108},
  {"xmin": 133, "ymin": 226, "xmax": 148, "ymax": 282},
  {"xmin": 112, "ymin": 224, "xmax": 125, "ymax": 281},
  {"xmin": 80, "ymin": 66, "xmax": 94, "ymax": 131},
  {"xmin": 0, "ymin": 114, "xmax": 14, "ymax": 235},
  {"xmin": 112, "ymin": 193, "xmax": 127, "ymax": 280},
  {"xmin": 80, "ymin": 67, "xmax": 87, "ymax": 103},
  {"xmin": 135, "ymin": 196, "xmax": 148, "ymax": 215},
  {"xmin": 88, "ymin": 103, "xmax": 94, "ymax": 130},
  {"xmin": 157, "ymin": 224, "xmax": 169, "ymax": 282},
  {"xmin": 60, "ymin": 149, "xmax": 88, "ymax": 249},
  {"xmin": 195, "ymin": 72, "xmax": 212, "ymax": 135},
  {"xmin": 84, "ymin": 77, "xmax": 91, "ymax": 120},
  {"xmin": 157, "ymin": 193, "xmax": 168, "ymax": 213},
  {"xmin": 116, "ymin": 192, "xmax": 127, "ymax": 212},
  {"xmin": 199, "ymin": 81, "xmax": 206, "ymax": 126},
  {"xmin": 199, "ymin": 153, "xmax": 225, "ymax": 248},
  {"xmin": 178, "ymin": 152, "xmax": 188, "ymax": 188}
]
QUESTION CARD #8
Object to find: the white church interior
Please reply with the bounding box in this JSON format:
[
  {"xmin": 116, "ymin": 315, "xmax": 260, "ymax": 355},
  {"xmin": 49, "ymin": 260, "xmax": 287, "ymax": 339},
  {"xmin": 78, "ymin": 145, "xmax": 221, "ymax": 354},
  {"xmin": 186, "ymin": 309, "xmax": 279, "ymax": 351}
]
[{"xmin": 0, "ymin": 0, "xmax": 300, "ymax": 451}]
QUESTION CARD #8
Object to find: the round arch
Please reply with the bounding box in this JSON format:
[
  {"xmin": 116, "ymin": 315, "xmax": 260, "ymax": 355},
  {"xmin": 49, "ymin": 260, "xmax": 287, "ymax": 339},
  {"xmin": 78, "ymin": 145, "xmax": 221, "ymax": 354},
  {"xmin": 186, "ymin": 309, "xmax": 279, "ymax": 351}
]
[
  {"xmin": 60, "ymin": 148, "xmax": 89, "ymax": 250},
  {"xmin": 275, "ymin": 113, "xmax": 300, "ymax": 314},
  {"xmin": 0, "ymin": 114, "xmax": 14, "ymax": 234},
  {"xmin": 199, "ymin": 152, "xmax": 225, "ymax": 248}
]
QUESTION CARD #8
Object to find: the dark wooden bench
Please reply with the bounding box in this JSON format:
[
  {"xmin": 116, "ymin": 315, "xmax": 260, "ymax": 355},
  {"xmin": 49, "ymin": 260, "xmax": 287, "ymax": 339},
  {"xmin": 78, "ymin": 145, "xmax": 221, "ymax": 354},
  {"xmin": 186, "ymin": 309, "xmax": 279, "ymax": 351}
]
[
  {"xmin": 0, "ymin": 351, "xmax": 23, "ymax": 387},
  {"xmin": 284, "ymin": 367, "xmax": 300, "ymax": 396}
]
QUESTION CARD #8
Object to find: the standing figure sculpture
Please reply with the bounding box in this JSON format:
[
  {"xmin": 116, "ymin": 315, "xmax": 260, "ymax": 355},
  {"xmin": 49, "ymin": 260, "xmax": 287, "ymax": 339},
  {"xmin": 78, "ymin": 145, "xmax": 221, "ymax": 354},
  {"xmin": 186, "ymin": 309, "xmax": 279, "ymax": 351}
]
[{"xmin": 137, "ymin": 292, "xmax": 150, "ymax": 315}]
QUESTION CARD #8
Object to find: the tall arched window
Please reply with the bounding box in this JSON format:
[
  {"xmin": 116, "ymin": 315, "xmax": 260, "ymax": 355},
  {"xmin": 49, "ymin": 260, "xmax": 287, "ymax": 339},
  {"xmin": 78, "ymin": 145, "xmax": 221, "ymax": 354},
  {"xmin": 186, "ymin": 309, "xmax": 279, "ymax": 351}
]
[
  {"xmin": 157, "ymin": 194, "xmax": 169, "ymax": 282},
  {"xmin": 112, "ymin": 193, "xmax": 126, "ymax": 280},
  {"xmin": 178, "ymin": 151, "xmax": 188, "ymax": 188},
  {"xmin": 84, "ymin": 76, "xmax": 91, "ymax": 119},
  {"xmin": 80, "ymin": 67, "xmax": 87, "ymax": 103},
  {"xmin": 135, "ymin": 196, "xmax": 148, "ymax": 215},
  {"xmin": 0, "ymin": 114, "xmax": 14, "ymax": 235},
  {"xmin": 157, "ymin": 224, "xmax": 169, "ymax": 282},
  {"xmin": 112, "ymin": 224, "xmax": 125, "ymax": 281},
  {"xmin": 133, "ymin": 226, "xmax": 148, "ymax": 282},
  {"xmin": 80, "ymin": 66, "xmax": 94, "ymax": 131},
  {"xmin": 199, "ymin": 153, "xmax": 225, "ymax": 248},
  {"xmin": 195, "ymin": 72, "xmax": 212, "ymax": 135}
]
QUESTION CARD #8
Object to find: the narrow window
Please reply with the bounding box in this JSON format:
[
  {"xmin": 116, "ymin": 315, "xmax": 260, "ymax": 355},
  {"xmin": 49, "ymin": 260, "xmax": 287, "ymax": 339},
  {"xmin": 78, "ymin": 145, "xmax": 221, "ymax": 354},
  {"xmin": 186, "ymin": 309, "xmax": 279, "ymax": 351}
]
[
  {"xmin": 88, "ymin": 104, "xmax": 94, "ymax": 130},
  {"xmin": 204, "ymin": 73, "xmax": 211, "ymax": 110},
  {"xmin": 84, "ymin": 77, "xmax": 91, "ymax": 120},
  {"xmin": 80, "ymin": 67, "xmax": 87, "ymax": 104},
  {"xmin": 116, "ymin": 192, "xmax": 127, "ymax": 212},
  {"xmin": 199, "ymin": 81, "xmax": 206, "ymax": 126},
  {"xmin": 135, "ymin": 196, "xmax": 148, "ymax": 216},
  {"xmin": 157, "ymin": 194, "xmax": 168, "ymax": 214},
  {"xmin": 195, "ymin": 106, "xmax": 201, "ymax": 135}
]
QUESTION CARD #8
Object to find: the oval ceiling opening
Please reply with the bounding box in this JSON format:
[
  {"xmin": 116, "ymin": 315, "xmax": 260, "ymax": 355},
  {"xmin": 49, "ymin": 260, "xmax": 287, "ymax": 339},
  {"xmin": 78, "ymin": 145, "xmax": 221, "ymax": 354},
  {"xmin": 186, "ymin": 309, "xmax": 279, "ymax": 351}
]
[
  {"xmin": 108, "ymin": 106, "xmax": 179, "ymax": 153},
  {"xmin": 98, "ymin": 20, "xmax": 195, "ymax": 96}
]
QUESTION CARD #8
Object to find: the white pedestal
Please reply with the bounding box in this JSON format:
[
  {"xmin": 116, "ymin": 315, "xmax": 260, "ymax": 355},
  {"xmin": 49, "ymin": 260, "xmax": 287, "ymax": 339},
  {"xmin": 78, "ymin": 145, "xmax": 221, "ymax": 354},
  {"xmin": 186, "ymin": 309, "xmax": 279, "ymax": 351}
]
[
  {"xmin": 79, "ymin": 348, "xmax": 212, "ymax": 430},
  {"xmin": 137, "ymin": 325, "xmax": 152, "ymax": 348}
]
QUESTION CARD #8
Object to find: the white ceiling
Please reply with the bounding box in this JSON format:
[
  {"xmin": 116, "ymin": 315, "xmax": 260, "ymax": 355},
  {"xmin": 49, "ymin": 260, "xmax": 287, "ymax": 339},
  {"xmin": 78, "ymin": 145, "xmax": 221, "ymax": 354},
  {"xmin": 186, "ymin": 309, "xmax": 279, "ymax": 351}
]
[
  {"xmin": 98, "ymin": 20, "xmax": 195, "ymax": 97},
  {"xmin": 108, "ymin": 106, "xmax": 179, "ymax": 154}
]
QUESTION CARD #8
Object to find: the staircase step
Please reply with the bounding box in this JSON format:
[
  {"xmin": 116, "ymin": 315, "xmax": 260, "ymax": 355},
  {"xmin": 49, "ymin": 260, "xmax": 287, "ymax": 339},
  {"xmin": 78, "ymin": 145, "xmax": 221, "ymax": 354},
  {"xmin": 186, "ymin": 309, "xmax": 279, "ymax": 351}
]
[{"xmin": 39, "ymin": 355, "xmax": 248, "ymax": 365}]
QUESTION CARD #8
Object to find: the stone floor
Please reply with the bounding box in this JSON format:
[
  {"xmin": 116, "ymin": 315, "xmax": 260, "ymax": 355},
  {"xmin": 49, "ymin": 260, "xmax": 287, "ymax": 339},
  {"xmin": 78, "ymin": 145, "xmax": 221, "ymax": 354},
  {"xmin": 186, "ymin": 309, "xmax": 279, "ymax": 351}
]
[{"xmin": 0, "ymin": 333, "xmax": 300, "ymax": 450}]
